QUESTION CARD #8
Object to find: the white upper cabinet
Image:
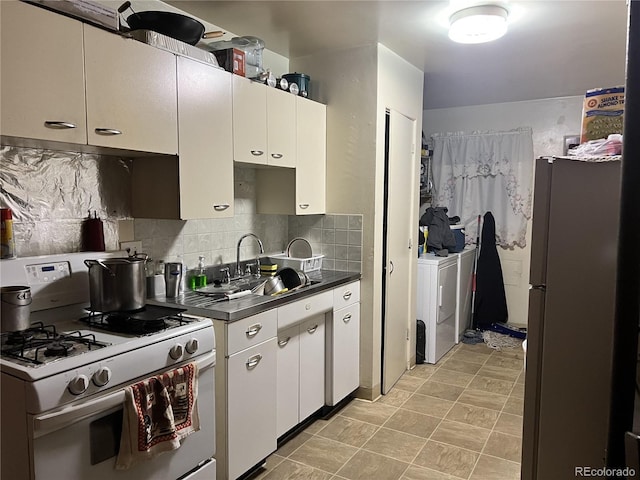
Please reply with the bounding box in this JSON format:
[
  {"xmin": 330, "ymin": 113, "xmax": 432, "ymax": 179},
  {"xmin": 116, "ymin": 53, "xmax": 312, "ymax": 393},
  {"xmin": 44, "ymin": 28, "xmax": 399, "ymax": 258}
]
[
  {"xmin": 0, "ymin": 1, "xmax": 87, "ymax": 144},
  {"xmin": 296, "ymin": 97, "xmax": 326, "ymax": 214},
  {"xmin": 84, "ymin": 25, "xmax": 178, "ymax": 154},
  {"xmin": 176, "ymin": 56, "xmax": 234, "ymax": 219},
  {"xmin": 232, "ymin": 76, "xmax": 296, "ymax": 167}
]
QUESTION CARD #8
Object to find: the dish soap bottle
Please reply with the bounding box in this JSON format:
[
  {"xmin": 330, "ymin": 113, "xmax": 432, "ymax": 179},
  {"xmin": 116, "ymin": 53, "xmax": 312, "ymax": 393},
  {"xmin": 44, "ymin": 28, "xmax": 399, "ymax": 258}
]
[{"xmin": 195, "ymin": 256, "xmax": 207, "ymax": 288}]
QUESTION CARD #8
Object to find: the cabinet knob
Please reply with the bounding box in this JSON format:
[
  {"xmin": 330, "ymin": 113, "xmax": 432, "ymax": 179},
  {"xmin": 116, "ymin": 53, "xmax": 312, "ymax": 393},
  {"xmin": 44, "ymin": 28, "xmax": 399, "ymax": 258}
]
[
  {"xmin": 213, "ymin": 203, "xmax": 230, "ymax": 211},
  {"xmin": 95, "ymin": 128, "xmax": 122, "ymax": 136},
  {"xmin": 278, "ymin": 337, "xmax": 291, "ymax": 347},
  {"xmin": 44, "ymin": 121, "xmax": 76, "ymax": 129},
  {"xmin": 343, "ymin": 291, "xmax": 352, "ymax": 300},
  {"xmin": 250, "ymin": 150, "xmax": 264, "ymax": 156},
  {"xmin": 343, "ymin": 313, "xmax": 352, "ymax": 323},
  {"xmin": 246, "ymin": 353, "xmax": 262, "ymax": 369},
  {"xmin": 271, "ymin": 153, "xmax": 283, "ymax": 159},
  {"xmin": 246, "ymin": 323, "xmax": 262, "ymax": 338},
  {"xmin": 307, "ymin": 324, "xmax": 318, "ymax": 334},
  {"xmin": 299, "ymin": 203, "xmax": 310, "ymax": 209}
]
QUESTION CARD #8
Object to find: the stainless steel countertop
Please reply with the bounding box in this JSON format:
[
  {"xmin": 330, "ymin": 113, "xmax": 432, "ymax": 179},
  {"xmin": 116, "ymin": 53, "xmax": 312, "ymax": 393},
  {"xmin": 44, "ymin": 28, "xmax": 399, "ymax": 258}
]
[{"xmin": 148, "ymin": 270, "xmax": 361, "ymax": 322}]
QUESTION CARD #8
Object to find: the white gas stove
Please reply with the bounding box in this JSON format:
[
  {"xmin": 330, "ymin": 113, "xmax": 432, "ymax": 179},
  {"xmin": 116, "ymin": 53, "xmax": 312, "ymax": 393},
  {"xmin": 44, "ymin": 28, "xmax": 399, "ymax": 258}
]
[{"xmin": 0, "ymin": 252, "xmax": 216, "ymax": 480}]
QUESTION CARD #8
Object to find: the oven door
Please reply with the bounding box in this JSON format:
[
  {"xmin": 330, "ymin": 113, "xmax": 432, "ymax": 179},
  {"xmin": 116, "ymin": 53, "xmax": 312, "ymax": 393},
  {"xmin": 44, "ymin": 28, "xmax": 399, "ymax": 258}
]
[{"xmin": 29, "ymin": 352, "xmax": 215, "ymax": 480}]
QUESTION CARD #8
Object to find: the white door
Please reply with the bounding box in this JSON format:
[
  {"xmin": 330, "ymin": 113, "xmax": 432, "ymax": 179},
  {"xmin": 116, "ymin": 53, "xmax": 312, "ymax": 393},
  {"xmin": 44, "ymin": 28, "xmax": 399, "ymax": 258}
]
[{"xmin": 382, "ymin": 110, "xmax": 416, "ymax": 394}]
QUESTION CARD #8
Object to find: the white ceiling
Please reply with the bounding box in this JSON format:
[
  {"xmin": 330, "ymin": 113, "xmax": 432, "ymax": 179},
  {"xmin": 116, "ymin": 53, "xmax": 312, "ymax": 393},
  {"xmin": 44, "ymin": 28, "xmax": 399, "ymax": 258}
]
[{"xmin": 163, "ymin": 0, "xmax": 629, "ymax": 109}]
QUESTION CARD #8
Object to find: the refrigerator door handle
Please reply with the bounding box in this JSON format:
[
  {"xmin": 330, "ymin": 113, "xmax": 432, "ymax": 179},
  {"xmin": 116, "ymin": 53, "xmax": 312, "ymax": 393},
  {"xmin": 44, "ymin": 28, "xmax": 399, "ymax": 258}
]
[{"xmin": 530, "ymin": 284, "xmax": 546, "ymax": 292}]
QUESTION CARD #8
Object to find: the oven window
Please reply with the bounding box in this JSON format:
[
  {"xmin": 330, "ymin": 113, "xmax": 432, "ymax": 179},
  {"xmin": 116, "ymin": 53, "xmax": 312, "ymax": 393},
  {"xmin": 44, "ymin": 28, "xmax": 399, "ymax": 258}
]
[{"xmin": 89, "ymin": 409, "xmax": 123, "ymax": 465}]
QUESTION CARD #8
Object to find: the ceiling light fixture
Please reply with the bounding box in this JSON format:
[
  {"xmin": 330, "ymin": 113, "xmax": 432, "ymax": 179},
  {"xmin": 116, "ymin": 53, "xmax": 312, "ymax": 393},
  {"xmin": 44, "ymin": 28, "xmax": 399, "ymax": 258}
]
[{"xmin": 448, "ymin": 4, "xmax": 509, "ymax": 44}]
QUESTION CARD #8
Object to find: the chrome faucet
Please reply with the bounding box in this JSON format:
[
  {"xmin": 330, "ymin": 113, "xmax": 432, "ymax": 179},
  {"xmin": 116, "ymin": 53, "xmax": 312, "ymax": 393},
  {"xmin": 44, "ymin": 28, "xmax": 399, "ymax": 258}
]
[{"xmin": 236, "ymin": 233, "xmax": 264, "ymax": 278}]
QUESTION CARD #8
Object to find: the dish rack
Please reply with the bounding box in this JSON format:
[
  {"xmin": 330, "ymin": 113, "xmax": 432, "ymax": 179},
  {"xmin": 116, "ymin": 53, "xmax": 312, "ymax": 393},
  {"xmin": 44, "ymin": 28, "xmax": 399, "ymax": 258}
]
[{"xmin": 268, "ymin": 253, "xmax": 324, "ymax": 273}]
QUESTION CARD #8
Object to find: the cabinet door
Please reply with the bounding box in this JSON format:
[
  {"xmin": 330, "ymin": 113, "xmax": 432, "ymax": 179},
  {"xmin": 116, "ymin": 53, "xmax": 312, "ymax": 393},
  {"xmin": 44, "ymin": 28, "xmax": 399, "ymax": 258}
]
[
  {"xmin": 328, "ymin": 303, "xmax": 360, "ymax": 406},
  {"xmin": 299, "ymin": 315, "xmax": 325, "ymax": 421},
  {"xmin": 266, "ymin": 88, "xmax": 296, "ymax": 167},
  {"xmin": 0, "ymin": 1, "xmax": 87, "ymax": 144},
  {"xmin": 296, "ymin": 98, "xmax": 326, "ymax": 214},
  {"xmin": 276, "ymin": 325, "xmax": 300, "ymax": 437},
  {"xmin": 177, "ymin": 57, "xmax": 234, "ymax": 219},
  {"xmin": 84, "ymin": 25, "xmax": 177, "ymax": 154},
  {"xmin": 227, "ymin": 338, "xmax": 277, "ymax": 480},
  {"xmin": 232, "ymin": 76, "xmax": 268, "ymax": 165}
]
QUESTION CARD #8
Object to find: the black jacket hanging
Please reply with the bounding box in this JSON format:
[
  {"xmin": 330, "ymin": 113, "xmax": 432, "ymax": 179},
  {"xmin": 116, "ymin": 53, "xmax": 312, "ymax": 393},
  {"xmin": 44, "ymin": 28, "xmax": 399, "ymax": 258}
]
[{"xmin": 473, "ymin": 211, "xmax": 508, "ymax": 327}]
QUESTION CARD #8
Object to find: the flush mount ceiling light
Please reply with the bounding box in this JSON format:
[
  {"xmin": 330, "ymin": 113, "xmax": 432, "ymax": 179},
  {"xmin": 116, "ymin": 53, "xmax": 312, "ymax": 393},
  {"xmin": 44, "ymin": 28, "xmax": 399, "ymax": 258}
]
[{"xmin": 448, "ymin": 4, "xmax": 509, "ymax": 44}]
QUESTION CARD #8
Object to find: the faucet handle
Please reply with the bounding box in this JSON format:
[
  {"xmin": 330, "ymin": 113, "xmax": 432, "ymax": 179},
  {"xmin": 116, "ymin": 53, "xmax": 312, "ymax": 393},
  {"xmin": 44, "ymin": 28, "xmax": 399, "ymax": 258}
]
[
  {"xmin": 245, "ymin": 261, "xmax": 259, "ymax": 276},
  {"xmin": 220, "ymin": 267, "xmax": 231, "ymax": 284}
]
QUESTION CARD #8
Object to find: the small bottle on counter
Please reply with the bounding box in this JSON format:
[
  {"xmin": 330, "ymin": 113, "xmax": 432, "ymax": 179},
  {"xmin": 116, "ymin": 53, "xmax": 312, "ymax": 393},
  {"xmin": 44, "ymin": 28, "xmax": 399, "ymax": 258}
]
[
  {"xmin": 1, "ymin": 208, "xmax": 16, "ymax": 259},
  {"xmin": 195, "ymin": 256, "xmax": 207, "ymax": 288}
]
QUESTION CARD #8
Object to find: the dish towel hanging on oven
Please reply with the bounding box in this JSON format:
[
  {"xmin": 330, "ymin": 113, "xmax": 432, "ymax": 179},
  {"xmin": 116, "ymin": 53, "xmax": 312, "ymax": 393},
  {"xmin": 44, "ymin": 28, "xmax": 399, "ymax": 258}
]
[{"xmin": 115, "ymin": 362, "xmax": 200, "ymax": 470}]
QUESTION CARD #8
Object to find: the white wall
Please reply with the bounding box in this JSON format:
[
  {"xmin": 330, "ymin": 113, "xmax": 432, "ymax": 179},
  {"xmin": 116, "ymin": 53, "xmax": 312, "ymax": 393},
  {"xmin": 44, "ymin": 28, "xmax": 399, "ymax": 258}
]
[{"xmin": 423, "ymin": 95, "xmax": 584, "ymax": 325}]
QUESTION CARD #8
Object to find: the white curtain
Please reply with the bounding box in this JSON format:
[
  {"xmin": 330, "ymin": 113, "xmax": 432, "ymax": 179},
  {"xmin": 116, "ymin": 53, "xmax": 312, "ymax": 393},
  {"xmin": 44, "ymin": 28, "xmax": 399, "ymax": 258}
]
[{"xmin": 431, "ymin": 128, "xmax": 534, "ymax": 248}]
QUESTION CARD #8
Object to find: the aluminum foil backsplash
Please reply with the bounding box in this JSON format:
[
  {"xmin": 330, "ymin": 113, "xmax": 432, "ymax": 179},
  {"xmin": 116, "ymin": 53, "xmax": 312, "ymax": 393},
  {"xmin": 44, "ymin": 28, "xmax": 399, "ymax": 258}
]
[{"xmin": 0, "ymin": 146, "xmax": 131, "ymax": 256}]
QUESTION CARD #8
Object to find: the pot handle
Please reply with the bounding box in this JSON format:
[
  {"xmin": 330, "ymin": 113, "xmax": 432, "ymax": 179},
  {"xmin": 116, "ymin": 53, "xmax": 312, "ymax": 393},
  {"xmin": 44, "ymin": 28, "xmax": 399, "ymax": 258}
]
[{"xmin": 84, "ymin": 259, "xmax": 115, "ymax": 276}]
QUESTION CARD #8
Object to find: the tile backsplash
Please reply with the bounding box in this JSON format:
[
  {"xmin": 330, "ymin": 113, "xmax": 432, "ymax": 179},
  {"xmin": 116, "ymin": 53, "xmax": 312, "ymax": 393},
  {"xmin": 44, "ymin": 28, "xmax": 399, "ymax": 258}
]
[{"xmin": 1, "ymin": 146, "xmax": 362, "ymax": 273}]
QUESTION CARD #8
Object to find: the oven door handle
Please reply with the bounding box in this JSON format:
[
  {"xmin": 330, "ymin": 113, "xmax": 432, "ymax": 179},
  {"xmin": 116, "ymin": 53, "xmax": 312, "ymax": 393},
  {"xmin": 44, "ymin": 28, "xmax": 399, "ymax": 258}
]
[{"xmin": 33, "ymin": 351, "xmax": 216, "ymax": 438}]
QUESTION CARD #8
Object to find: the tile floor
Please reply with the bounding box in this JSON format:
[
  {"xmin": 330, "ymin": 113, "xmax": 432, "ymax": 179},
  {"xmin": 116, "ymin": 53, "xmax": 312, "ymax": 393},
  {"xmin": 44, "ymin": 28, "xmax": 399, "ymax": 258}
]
[{"xmin": 252, "ymin": 341, "xmax": 525, "ymax": 480}]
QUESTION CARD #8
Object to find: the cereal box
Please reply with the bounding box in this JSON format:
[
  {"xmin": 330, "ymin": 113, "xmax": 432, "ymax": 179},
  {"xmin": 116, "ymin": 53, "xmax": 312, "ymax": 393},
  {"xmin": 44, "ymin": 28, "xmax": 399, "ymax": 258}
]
[{"xmin": 581, "ymin": 86, "xmax": 625, "ymax": 143}]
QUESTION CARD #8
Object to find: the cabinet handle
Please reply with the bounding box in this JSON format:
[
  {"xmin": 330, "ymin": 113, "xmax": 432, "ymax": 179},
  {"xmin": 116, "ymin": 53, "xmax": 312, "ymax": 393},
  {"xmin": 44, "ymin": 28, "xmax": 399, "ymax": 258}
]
[
  {"xmin": 213, "ymin": 203, "xmax": 230, "ymax": 211},
  {"xmin": 246, "ymin": 354, "xmax": 262, "ymax": 369},
  {"xmin": 307, "ymin": 324, "xmax": 318, "ymax": 334},
  {"xmin": 439, "ymin": 285, "xmax": 443, "ymax": 307},
  {"xmin": 278, "ymin": 337, "xmax": 290, "ymax": 347},
  {"xmin": 271, "ymin": 153, "xmax": 283, "ymax": 159},
  {"xmin": 250, "ymin": 150, "xmax": 264, "ymax": 156},
  {"xmin": 299, "ymin": 203, "xmax": 310, "ymax": 209},
  {"xmin": 94, "ymin": 128, "xmax": 122, "ymax": 136},
  {"xmin": 343, "ymin": 291, "xmax": 352, "ymax": 301},
  {"xmin": 343, "ymin": 313, "xmax": 352, "ymax": 323},
  {"xmin": 44, "ymin": 121, "xmax": 76, "ymax": 129},
  {"xmin": 246, "ymin": 323, "xmax": 262, "ymax": 338}
]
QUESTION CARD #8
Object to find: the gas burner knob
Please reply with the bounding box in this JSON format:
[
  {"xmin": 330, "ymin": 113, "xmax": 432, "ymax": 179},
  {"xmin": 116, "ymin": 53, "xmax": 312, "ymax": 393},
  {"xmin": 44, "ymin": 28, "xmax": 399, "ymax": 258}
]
[
  {"xmin": 169, "ymin": 344, "xmax": 184, "ymax": 360},
  {"xmin": 92, "ymin": 366, "xmax": 112, "ymax": 387},
  {"xmin": 68, "ymin": 374, "xmax": 89, "ymax": 395},
  {"xmin": 185, "ymin": 338, "xmax": 199, "ymax": 354}
]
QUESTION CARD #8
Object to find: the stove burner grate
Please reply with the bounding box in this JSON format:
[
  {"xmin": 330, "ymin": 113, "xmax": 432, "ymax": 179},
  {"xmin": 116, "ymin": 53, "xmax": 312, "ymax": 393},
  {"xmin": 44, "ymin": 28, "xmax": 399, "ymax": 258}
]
[
  {"xmin": 42, "ymin": 341, "xmax": 75, "ymax": 357},
  {"xmin": 80, "ymin": 305, "xmax": 190, "ymax": 335}
]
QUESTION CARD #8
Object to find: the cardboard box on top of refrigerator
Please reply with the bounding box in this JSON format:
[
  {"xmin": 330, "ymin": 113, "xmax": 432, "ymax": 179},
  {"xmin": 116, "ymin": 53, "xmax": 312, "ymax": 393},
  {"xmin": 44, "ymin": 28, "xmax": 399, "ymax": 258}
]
[{"xmin": 581, "ymin": 86, "xmax": 625, "ymax": 143}]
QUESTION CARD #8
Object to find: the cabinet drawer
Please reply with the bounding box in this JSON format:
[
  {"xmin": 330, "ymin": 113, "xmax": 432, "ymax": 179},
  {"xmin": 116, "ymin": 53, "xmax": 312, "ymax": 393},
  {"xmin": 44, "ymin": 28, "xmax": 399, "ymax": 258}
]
[
  {"xmin": 278, "ymin": 291, "xmax": 333, "ymax": 330},
  {"xmin": 227, "ymin": 309, "xmax": 277, "ymax": 355},
  {"xmin": 333, "ymin": 281, "xmax": 360, "ymax": 310}
]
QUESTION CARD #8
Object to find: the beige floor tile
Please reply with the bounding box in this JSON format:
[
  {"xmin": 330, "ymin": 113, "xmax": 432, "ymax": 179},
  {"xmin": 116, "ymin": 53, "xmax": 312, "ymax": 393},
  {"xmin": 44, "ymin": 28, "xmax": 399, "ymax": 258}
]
[
  {"xmin": 414, "ymin": 440, "xmax": 479, "ymax": 479},
  {"xmin": 402, "ymin": 393, "xmax": 455, "ymax": 418},
  {"xmin": 457, "ymin": 389, "xmax": 508, "ymax": 411},
  {"xmin": 445, "ymin": 403, "xmax": 500, "ymax": 430},
  {"xmin": 253, "ymin": 454, "xmax": 286, "ymax": 480},
  {"xmin": 430, "ymin": 420, "xmax": 491, "ymax": 452},
  {"xmin": 336, "ymin": 450, "xmax": 409, "ymax": 480},
  {"xmin": 305, "ymin": 417, "xmax": 333, "ymax": 435},
  {"xmin": 416, "ymin": 381, "xmax": 465, "ymax": 402},
  {"xmin": 316, "ymin": 416, "xmax": 379, "ymax": 448},
  {"xmin": 362, "ymin": 427, "xmax": 427, "ymax": 463},
  {"xmin": 516, "ymin": 372, "xmax": 526, "ymax": 384},
  {"xmin": 467, "ymin": 376, "xmax": 515, "ymax": 396},
  {"xmin": 407, "ymin": 364, "xmax": 440, "ymax": 379},
  {"xmin": 263, "ymin": 459, "xmax": 333, "ymax": 480},
  {"xmin": 289, "ymin": 436, "xmax": 358, "ymax": 474},
  {"xmin": 277, "ymin": 432, "xmax": 313, "ymax": 457},
  {"xmin": 494, "ymin": 346, "xmax": 525, "ymax": 360},
  {"xmin": 384, "ymin": 409, "xmax": 443, "ymax": 438},
  {"xmin": 510, "ymin": 382, "xmax": 525, "ymax": 399},
  {"xmin": 494, "ymin": 412, "xmax": 523, "ymax": 437},
  {"xmin": 482, "ymin": 431, "xmax": 522, "ymax": 463},
  {"xmin": 340, "ymin": 399, "xmax": 398, "ymax": 426},
  {"xmin": 502, "ymin": 395, "xmax": 524, "ymax": 416},
  {"xmin": 476, "ymin": 365, "xmax": 521, "ymax": 382},
  {"xmin": 440, "ymin": 358, "xmax": 483, "ymax": 375},
  {"xmin": 484, "ymin": 355, "xmax": 524, "ymax": 372},
  {"xmin": 395, "ymin": 375, "xmax": 428, "ymax": 392},
  {"xmin": 457, "ymin": 343, "xmax": 493, "ymax": 356},
  {"xmin": 429, "ymin": 369, "xmax": 475, "ymax": 388},
  {"xmin": 469, "ymin": 454, "xmax": 521, "ymax": 480},
  {"xmin": 378, "ymin": 388, "xmax": 413, "ymax": 407},
  {"xmin": 401, "ymin": 465, "xmax": 460, "ymax": 479},
  {"xmin": 450, "ymin": 349, "xmax": 492, "ymax": 365}
]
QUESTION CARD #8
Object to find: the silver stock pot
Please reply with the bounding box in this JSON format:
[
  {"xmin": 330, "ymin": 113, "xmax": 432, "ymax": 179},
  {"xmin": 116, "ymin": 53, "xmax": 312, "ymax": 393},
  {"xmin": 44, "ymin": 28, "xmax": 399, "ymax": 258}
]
[{"xmin": 84, "ymin": 257, "xmax": 147, "ymax": 312}]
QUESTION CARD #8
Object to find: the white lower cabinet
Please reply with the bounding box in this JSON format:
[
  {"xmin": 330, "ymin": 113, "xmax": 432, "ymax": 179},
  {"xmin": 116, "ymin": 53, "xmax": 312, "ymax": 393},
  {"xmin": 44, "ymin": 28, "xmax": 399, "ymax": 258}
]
[
  {"xmin": 276, "ymin": 315, "xmax": 326, "ymax": 438},
  {"xmin": 227, "ymin": 339, "xmax": 277, "ymax": 480}
]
